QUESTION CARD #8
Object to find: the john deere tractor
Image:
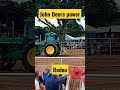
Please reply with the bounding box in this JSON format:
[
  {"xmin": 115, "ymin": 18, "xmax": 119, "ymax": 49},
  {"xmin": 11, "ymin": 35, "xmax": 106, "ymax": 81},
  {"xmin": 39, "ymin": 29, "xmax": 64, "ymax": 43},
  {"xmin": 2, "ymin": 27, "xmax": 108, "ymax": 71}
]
[
  {"xmin": 0, "ymin": 3, "xmax": 36, "ymax": 72},
  {"xmin": 0, "ymin": 17, "xmax": 35, "ymax": 72},
  {"xmin": 35, "ymin": 32, "xmax": 61, "ymax": 57}
]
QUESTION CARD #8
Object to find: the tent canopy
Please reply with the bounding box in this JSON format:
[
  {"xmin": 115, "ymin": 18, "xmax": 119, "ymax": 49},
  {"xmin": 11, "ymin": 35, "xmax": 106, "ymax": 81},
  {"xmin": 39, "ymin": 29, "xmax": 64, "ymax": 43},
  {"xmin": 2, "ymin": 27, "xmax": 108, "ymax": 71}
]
[
  {"xmin": 86, "ymin": 24, "xmax": 97, "ymax": 33},
  {"xmin": 65, "ymin": 34, "xmax": 85, "ymax": 41},
  {"xmin": 97, "ymin": 26, "xmax": 120, "ymax": 33}
]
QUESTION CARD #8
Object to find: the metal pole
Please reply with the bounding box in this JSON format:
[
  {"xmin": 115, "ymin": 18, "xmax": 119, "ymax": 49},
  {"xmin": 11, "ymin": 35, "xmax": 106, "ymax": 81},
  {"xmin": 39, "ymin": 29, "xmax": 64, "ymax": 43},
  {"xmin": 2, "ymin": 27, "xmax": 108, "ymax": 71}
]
[
  {"xmin": 86, "ymin": 39, "xmax": 87, "ymax": 56},
  {"xmin": 60, "ymin": 42, "xmax": 62, "ymax": 54},
  {"xmin": 81, "ymin": 40, "xmax": 82, "ymax": 49},
  {"xmin": 12, "ymin": 21, "xmax": 14, "ymax": 38},
  {"xmin": 6, "ymin": 7, "xmax": 8, "ymax": 37},
  {"xmin": 110, "ymin": 38, "xmax": 111, "ymax": 55},
  {"xmin": 40, "ymin": 35, "xmax": 41, "ymax": 41},
  {"xmin": 60, "ymin": 58, "xmax": 63, "ymax": 64},
  {"xmin": 45, "ymin": 36, "xmax": 46, "ymax": 42}
]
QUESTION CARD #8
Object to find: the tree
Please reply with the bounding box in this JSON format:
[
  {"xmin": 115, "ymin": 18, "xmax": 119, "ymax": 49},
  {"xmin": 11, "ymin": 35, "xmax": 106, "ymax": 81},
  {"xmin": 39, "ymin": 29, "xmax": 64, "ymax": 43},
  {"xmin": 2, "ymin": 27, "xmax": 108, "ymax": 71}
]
[
  {"xmin": 1, "ymin": 0, "xmax": 20, "ymax": 7},
  {"xmin": 67, "ymin": 20, "xmax": 84, "ymax": 37},
  {"xmin": 19, "ymin": 1, "xmax": 35, "ymax": 13},
  {"xmin": 86, "ymin": 0, "xmax": 118, "ymax": 27},
  {"xmin": 35, "ymin": 0, "xmax": 85, "ymax": 41}
]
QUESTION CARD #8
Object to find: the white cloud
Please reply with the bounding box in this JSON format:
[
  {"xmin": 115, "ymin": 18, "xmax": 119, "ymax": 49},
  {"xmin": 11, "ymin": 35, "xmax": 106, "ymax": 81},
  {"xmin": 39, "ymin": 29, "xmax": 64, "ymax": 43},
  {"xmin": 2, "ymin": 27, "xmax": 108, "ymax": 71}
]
[
  {"xmin": 35, "ymin": 17, "xmax": 59, "ymax": 27},
  {"xmin": 76, "ymin": 16, "xmax": 85, "ymax": 29},
  {"xmin": 35, "ymin": 16, "xmax": 85, "ymax": 29}
]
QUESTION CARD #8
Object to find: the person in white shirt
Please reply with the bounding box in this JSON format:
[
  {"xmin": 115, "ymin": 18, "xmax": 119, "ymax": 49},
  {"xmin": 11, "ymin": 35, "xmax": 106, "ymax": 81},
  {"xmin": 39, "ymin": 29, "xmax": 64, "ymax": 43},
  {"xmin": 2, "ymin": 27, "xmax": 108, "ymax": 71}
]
[
  {"xmin": 35, "ymin": 71, "xmax": 40, "ymax": 90},
  {"xmin": 35, "ymin": 79, "xmax": 40, "ymax": 90},
  {"xmin": 35, "ymin": 71, "xmax": 45, "ymax": 90}
]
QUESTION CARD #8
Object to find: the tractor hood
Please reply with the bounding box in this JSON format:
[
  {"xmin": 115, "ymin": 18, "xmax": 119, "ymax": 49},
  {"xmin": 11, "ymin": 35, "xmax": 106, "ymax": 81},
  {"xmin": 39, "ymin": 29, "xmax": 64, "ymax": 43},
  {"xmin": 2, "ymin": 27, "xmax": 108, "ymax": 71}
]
[{"xmin": 35, "ymin": 41, "xmax": 45, "ymax": 45}]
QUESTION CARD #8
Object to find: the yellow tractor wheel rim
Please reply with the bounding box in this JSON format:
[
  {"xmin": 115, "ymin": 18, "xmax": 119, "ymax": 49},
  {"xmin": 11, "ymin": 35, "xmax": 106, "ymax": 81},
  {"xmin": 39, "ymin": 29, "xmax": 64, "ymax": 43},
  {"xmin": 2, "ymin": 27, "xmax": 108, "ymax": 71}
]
[
  {"xmin": 46, "ymin": 46, "xmax": 55, "ymax": 55},
  {"xmin": 27, "ymin": 48, "xmax": 35, "ymax": 67}
]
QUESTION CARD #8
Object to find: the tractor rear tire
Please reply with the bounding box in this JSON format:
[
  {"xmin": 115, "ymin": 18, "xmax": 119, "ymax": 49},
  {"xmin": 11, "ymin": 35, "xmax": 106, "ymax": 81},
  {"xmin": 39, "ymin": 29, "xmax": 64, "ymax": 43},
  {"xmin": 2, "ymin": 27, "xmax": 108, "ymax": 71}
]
[
  {"xmin": 44, "ymin": 44, "xmax": 58, "ymax": 57},
  {"xmin": 21, "ymin": 41, "xmax": 35, "ymax": 72},
  {"xmin": 0, "ymin": 46, "xmax": 16, "ymax": 70},
  {"xmin": 1, "ymin": 61, "xmax": 16, "ymax": 71}
]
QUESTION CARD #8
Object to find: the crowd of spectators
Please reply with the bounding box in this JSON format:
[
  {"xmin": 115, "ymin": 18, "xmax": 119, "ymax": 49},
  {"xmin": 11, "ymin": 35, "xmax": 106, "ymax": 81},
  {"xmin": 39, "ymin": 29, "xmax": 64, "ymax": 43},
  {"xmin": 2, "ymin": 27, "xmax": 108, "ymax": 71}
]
[{"xmin": 35, "ymin": 67, "xmax": 85, "ymax": 90}]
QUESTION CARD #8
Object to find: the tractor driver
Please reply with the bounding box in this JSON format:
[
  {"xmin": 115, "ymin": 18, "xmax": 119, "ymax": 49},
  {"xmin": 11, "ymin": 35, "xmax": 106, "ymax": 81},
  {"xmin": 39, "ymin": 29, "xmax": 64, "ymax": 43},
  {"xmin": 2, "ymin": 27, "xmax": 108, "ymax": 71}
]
[{"xmin": 55, "ymin": 35, "xmax": 58, "ymax": 42}]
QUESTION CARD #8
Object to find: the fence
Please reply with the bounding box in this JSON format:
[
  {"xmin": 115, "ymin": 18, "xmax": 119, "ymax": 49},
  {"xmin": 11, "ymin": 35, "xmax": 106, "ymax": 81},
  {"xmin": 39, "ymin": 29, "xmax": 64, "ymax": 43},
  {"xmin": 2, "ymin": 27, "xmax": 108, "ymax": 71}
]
[
  {"xmin": 60, "ymin": 41, "xmax": 85, "ymax": 49},
  {"xmin": 60, "ymin": 41, "xmax": 85, "ymax": 55},
  {"xmin": 86, "ymin": 38, "xmax": 120, "ymax": 55},
  {"xmin": 35, "ymin": 57, "xmax": 85, "ymax": 75}
]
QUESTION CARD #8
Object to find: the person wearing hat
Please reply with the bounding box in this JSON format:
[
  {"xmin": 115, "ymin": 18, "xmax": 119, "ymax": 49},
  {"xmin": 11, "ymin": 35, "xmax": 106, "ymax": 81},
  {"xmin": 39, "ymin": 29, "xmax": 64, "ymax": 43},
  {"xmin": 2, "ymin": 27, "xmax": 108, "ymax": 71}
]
[
  {"xmin": 81, "ymin": 68, "xmax": 85, "ymax": 86},
  {"xmin": 66, "ymin": 67, "xmax": 83, "ymax": 90}
]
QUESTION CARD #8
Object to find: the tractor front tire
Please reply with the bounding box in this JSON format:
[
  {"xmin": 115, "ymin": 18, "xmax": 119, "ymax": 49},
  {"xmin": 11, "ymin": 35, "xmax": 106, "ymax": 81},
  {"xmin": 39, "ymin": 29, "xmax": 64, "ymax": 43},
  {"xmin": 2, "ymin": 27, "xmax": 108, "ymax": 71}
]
[
  {"xmin": 21, "ymin": 41, "xmax": 35, "ymax": 72},
  {"xmin": 44, "ymin": 44, "xmax": 58, "ymax": 57}
]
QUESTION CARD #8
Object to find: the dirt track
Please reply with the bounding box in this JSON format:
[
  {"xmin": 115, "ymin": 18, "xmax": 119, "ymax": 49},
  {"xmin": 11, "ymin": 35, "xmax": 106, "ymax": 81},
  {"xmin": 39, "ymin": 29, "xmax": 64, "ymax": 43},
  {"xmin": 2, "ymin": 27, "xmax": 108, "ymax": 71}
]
[
  {"xmin": 36, "ymin": 49, "xmax": 85, "ymax": 75},
  {"xmin": 86, "ymin": 76, "xmax": 120, "ymax": 90},
  {"xmin": 0, "ymin": 61, "xmax": 34, "ymax": 90},
  {"xmin": 0, "ymin": 76, "xmax": 34, "ymax": 90},
  {"xmin": 0, "ymin": 49, "xmax": 85, "ymax": 89},
  {"xmin": 0, "ymin": 60, "xmax": 28, "ymax": 73},
  {"xmin": 0, "ymin": 49, "xmax": 84, "ymax": 73},
  {"xmin": 86, "ymin": 55, "xmax": 120, "ymax": 74},
  {"xmin": 35, "ymin": 57, "xmax": 85, "ymax": 75}
]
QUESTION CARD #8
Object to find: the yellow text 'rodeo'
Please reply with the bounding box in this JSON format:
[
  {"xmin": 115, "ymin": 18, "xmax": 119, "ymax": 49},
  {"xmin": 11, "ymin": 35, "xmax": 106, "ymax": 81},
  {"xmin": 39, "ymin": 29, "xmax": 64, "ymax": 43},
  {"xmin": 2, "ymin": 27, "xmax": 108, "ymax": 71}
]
[
  {"xmin": 52, "ymin": 64, "xmax": 68, "ymax": 75},
  {"xmin": 38, "ymin": 9, "xmax": 81, "ymax": 19}
]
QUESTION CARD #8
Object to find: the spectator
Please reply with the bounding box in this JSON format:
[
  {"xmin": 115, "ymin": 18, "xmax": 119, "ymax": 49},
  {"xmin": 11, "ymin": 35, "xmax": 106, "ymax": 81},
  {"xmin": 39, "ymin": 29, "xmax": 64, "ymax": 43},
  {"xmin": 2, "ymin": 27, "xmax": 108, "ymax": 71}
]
[
  {"xmin": 45, "ymin": 75, "xmax": 60, "ymax": 90},
  {"xmin": 39, "ymin": 76, "xmax": 44, "ymax": 84},
  {"xmin": 58, "ymin": 75, "xmax": 67, "ymax": 86},
  {"xmin": 90, "ymin": 47, "xmax": 95, "ymax": 56},
  {"xmin": 81, "ymin": 69, "xmax": 85, "ymax": 90},
  {"xmin": 96, "ymin": 42, "xmax": 101, "ymax": 55},
  {"xmin": 35, "ymin": 69, "xmax": 39, "ymax": 80},
  {"xmin": 66, "ymin": 67, "xmax": 83, "ymax": 90},
  {"xmin": 35, "ymin": 71, "xmax": 40, "ymax": 90},
  {"xmin": 81, "ymin": 75, "xmax": 85, "ymax": 90},
  {"xmin": 43, "ymin": 68, "xmax": 52, "ymax": 84},
  {"xmin": 58, "ymin": 74, "xmax": 67, "ymax": 90},
  {"xmin": 35, "ymin": 71, "xmax": 45, "ymax": 90}
]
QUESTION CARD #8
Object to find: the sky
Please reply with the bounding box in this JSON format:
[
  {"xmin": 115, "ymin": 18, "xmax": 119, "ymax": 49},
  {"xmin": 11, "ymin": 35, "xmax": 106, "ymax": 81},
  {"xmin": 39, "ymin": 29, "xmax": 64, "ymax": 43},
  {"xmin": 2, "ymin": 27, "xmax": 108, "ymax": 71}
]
[
  {"xmin": 10, "ymin": 0, "xmax": 85, "ymax": 29},
  {"xmin": 35, "ymin": 17, "xmax": 85, "ymax": 29}
]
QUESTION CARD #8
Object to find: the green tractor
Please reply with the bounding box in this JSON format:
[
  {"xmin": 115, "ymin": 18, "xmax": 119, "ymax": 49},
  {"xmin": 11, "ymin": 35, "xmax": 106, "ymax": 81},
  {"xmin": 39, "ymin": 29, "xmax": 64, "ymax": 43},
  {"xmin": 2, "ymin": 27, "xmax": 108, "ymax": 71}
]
[
  {"xmin": 0, "ymin": 17, "xmax": 35, "ymax": 72},
  {"xmin": 35, "ymin": 32, "xmax": 61, "ymax": 57}
]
